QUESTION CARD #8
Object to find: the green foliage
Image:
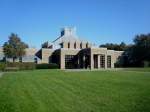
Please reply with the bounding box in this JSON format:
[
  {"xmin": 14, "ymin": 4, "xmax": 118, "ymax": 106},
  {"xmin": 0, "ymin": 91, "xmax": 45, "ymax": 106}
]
[
  {"xmin": 36, "ymin": 63, "xmax": 59, "ymax": 69},
  {"xmin": 1, "ymin": 62, "xmax": 36, "ymax": 71},
  {"xmin": 4, "ymin": 67, "xmax": 19, "ymax": 72},
  {"xmin": 6, "ymin": 62, "xmax": 35, "ymax": 70},
  {"xmin": 3, "ymin": 33, "xmax": 28, "ymax": 62},
  {"xmin": 0, "ymin": 70, "xmax": 150, "ymax": 112},
  {"xmin": 124, "ymin": 34, "xmax": 150, "ymax": 67},
  {"xmin": 100, "ymin": 42, "xmax": 128, "ymax": 51},
  {"xmin": 0, "ymin": 62, "xmax": 6, "ymax": 71},
  {"xmin": 0, "ymin": 62, "xmax": 59, "ymax": 71},
  {"xmin": 143, "ymin": 61, "xmax": 150, "ymax": 67}
]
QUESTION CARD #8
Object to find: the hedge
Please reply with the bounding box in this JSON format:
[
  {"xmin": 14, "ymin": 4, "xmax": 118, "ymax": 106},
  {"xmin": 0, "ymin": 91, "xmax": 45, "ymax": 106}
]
[
  {"xmin": 143, "ymin": 61, "xmax": 150, "ymax": 67},
  {"xmin": 0, "ymin": 62, "xmax": 6, "ymax": 71},
  {"xmin": 0, "ymin": 62, "xmax": 59, "ymax": 71},
  {"xmin": 36, "ymin": 63, "xmax": 59, "ymax": 69},
  {"xmin": 0, "ymin": 62, "xmax": 35, "ymax": 71},
  {"xmin": 6, "ymin": 62, "xmax": 36, "ymax": 70}
]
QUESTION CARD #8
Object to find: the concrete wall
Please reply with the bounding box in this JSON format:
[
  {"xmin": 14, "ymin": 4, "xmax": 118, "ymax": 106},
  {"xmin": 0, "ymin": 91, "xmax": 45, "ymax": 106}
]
[
  {"xmin": 114, "ymin": 51, "xmax": 124, "ymax": 63},
  {"xmin": 90, "ymin": 48, "xmax": 107, "ymax": 69},
  {"xmin": 0, "ymin": 48, "xmax": 40, "ymax": 62},
  {"xmin": 107, "ymin": 50, "xmax": 115, "ymax": 68},
  {"xmin": 62, "ymin": 42, "xmax": 68, "ymax": 48},
  {"xmin": 59, "ymin": 47, "xmax": 124, "ymax": 69},
  {"xmin": 91, "ymin": 47, "xmax": 107, "ymax": 54},
  {"xmin": 75, "ymin": 42, "xmax": 80, "ymax": 49},
  {"xmin": 22, "ymin": 48, "xmax": 39, "ymax": 63},
  {"xmin": 25, "ymin": 48, "xmax": 38, "ymax": 56},
  {"xmin": 60, "ymin": 48, "xmax": 80, "ymax": 69},
  {"xmin": 90, "ymin": 48, "xmax": 124, "ymax": 69},
  {"xmin": 41, "ymin": 48, "xmax": 54, "ymax": 63},
  {"xmin": 61, "ymin": 41, "xmax": 91, "ymax": 49},
  {"xmin": 81, "ymin": 42, "xmax": 86, "ymax": 49}
]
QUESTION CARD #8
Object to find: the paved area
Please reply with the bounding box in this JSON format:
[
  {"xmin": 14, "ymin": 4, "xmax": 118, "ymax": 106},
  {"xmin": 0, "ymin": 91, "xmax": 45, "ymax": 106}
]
[
  {"xmin": 64, "ymin": 68, "xmax": 120, "ymax": 72},
  {"xmin": 64, "ymin": 68, "xmax": 150, "ymax": 73}
]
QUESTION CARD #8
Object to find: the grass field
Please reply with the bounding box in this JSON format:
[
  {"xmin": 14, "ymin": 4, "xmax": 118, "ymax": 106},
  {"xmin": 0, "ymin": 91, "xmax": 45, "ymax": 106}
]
[{"xmin": 0, "ymin": 69, "xmax": 150, "ymax": 112}]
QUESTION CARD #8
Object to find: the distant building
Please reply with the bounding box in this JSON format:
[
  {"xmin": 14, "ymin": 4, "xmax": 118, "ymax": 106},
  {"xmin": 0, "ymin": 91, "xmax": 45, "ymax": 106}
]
[{"xmin": 0, "ymin": 27, "xmax": 123, "ymax": 69}]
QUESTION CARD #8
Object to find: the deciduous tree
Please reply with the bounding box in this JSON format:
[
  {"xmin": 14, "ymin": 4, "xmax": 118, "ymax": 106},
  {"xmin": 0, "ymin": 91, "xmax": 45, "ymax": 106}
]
[{"xmin": 3, "ymin": 33, "xmax": 28, "ymax": 62}]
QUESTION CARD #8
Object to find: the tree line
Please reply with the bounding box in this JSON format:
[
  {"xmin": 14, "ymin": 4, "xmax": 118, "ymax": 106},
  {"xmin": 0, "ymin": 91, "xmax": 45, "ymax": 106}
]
[
  {"xmin": 100, "ymin": 42, "xmax": 128, "ymax": 51},
  {"xmin": 100, "ymin": 34, "xmax": 150, "ymax": 67}
]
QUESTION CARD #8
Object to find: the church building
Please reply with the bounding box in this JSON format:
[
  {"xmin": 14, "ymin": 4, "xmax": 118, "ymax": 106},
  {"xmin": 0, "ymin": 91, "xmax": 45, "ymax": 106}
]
[{"xmin": 0, "ymin": 27, "xmax": 123, "ymax": 69}]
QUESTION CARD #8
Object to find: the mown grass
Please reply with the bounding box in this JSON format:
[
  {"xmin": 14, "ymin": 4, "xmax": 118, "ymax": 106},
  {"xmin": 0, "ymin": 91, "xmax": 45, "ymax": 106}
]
[
  {"xmin": 122, "ymin": 67, "xmax": 150, "ymax": 72},
  {"xmin": 0, "ymin": 69, "xmax": 150, "ymax": 112}
]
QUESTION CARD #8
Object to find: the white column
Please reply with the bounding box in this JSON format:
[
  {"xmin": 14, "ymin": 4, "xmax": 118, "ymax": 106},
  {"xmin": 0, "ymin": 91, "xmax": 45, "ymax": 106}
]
[
  {"xmin": 83, "ymin": 55, "xmax": 85, "ymax": 69},
  {"xmin": 98, "ymin": 55, "xmax": 100, "ymax": 69},
  {"xmin": 77, "ymin": 55, "xmax": 80, "ymax": 68},
  {"xmin": 105, "ymin": 55, "xmax": 107, "ymax": 69},
  {"xmin": 60, "ymin": 51, "xmax": 65, "ymax": 69},
  {"xmin": 111, "ymin": 55, "xmax": 114, "ymax": 68},
  {"xmin": 90, "ymin": 54, "xmax": 94, "ymax": 69}
]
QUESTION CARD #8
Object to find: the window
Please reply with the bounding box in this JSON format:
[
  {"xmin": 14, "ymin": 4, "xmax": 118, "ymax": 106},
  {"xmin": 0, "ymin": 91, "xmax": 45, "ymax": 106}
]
[
  {"xmin": 86, "ymin": 43, "xmax": 88, "ymax": 48},
  {"xmin": 65, "ymin": 55, "xmax": 75, "ymax": 69},
  {"xmin": 107, "ymin": 56, "xmax": 111, "ymax": 68},
  {"xmin": 3, "ymin": 57, "xmax": 6, "ymax": 62},
  {"xmin": 60, "ymin": 43, "xmax": 63, "ymax": 48},
  {"xmin": 19, "ymin": 57, "xmax": 22, "ymax": 62},
  {"xmin": 100, "ymin": 55, "xmax": 105, "ymax": 68},
  {"xmin": 68, "ymin": 42, "xmax": 70, "ymax": 48},
  {"xmin": 94, "ymin": 55, "xmax": 98, "ymax": 68},
  {"xmin": 80, "ymin": 43, "xmax": 82, "ymax": 49},
  {"xmin": 74, "ymin": 42, "xmax": 76, "ymax": 49},
  {"xmin": 61, "ymin": 30, "xmax": 65, "ymax": 36},
  {"xmin": 34, "ymin": 58, "xmax": 37, "ymax": 64}
]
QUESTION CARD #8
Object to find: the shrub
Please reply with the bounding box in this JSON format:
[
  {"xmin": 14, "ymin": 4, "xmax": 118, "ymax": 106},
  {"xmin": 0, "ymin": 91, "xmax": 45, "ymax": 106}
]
[
  {"xmin": 36, "ymin": 63, "xmax": 59, "ymax": 69},
  {"xmin": 20, "ymin": 62, "xmax": 35, "ymax": 70},
  {"xmin": 0, "ymin": 63, "xmax": 6, "ymax": 71},
  {"xmin": 6, "ymin": 62, "xmax": 35, "ymax": 70},
  {"xmin": 143, "ymin": 61, "xmax": 150, "ymax": 67},
  {"xmin": 114, "ymin": 62, "xmax": 122, "ymax": 68},
  {"xmin": 1, "ymin": 62, "xmax": 59, "ymax": 71},
  {"xmin": 4, "ymin": 67, "xmax": 19, "ymax": 72}
]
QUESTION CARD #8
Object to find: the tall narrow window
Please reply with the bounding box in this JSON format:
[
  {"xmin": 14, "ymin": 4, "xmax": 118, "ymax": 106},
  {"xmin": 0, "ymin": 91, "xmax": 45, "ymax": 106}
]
[
  {"xmin": 80, "ymin": 43, "xmax": 82, "ymax": 49},
  {"xmin": 65, "ymin": 55, "xmax": 75, "ymax": 69},
  {"xmin": 100, "ymin": 55, "xmax": 105, "ymax": 68},
  {"xmin": 68, "ymin": 42, "xmax": 70, "ymax": 48},
  {"xmin": 86, "ymin": 43, "xmax": 88, "ymax": 48},
  {"xmin": 107, "ymin": 56, "xmax": 111, "ymax": 68},
  {"xmin": 34, "ymin": 58, "xmax": 37, "ymax": 64},
  {"xmin": 74, "ymin": 42, "xmax": 76, "ymax": 49}
]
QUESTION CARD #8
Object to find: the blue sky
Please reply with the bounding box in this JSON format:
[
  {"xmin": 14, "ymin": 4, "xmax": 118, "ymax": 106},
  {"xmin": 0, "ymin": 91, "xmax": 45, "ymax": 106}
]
[{"xmin": 0, "ymin": 0, "xmax": 150, "ymax": 48}]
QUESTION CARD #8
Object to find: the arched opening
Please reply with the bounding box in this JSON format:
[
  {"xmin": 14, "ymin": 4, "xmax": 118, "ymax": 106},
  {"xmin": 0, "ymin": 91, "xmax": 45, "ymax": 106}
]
[
  {"xmin": 68, "ymin": 42, "xmax": 70, "ymax": 48},
  {"xmin": 80, "ymin": 43, "xmax": 82, "ymax": 49},
  {"xmin": 74, "ymin": 42, "xmax": 76, "ymax": 49},
  {"xmin": 86, "ymin": 42, "xmax": 88, "ymax": 48}
]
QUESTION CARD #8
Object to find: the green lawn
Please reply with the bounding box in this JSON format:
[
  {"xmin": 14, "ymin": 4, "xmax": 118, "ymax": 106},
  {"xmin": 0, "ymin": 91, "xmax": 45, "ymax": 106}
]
[{"xmin": 0, "ymin": 69, "xmax": 150, "ymax": 112}]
